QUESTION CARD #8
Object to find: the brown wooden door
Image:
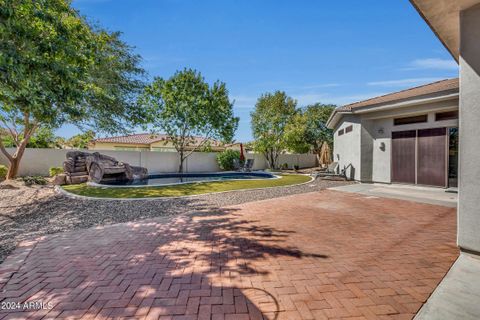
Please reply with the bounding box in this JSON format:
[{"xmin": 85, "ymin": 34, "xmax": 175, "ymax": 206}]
[
  {"xmin": 392, "ymin": 130, "xmax": 416, "ymax": 184},
  {"xmin": 417, "ymin": 128, "xmax": 447, "ymax": 187}
]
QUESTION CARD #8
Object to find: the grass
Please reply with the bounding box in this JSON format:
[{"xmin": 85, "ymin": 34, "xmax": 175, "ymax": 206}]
[{"xmin": 61, "ymin": 174, "xmax": 312, "ymax": 199}]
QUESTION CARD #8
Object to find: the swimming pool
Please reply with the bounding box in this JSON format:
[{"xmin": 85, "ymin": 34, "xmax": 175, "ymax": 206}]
[{"xmin": 94, "ymin": 172, "xmax": 277, "ymax": 187}]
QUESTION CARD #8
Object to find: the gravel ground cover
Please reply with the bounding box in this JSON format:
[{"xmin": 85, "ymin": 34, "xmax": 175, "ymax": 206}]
[{"xmin": 0, "ymin": 177, "xmax": 351, "ymax": 263}]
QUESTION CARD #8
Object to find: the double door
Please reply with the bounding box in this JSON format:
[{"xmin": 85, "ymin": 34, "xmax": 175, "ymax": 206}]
[{"xmin": 391, "ymin": 128, "xmax": 448, "ymax": 187}]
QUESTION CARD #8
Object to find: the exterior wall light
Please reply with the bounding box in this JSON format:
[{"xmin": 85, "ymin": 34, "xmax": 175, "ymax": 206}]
[{"xmin": 380, "ymin": 142, "xmax": 386, "ymax": 151}]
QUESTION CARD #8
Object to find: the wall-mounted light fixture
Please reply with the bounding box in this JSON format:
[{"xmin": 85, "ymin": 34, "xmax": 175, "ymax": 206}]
[{"xmin": 380, "ymin": 142, "xmax": 386, "ymax": 151}]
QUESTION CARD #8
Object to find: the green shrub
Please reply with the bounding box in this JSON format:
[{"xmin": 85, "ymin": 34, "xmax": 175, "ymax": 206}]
[
  {"xmin": 0, "ymin": 165, "xmax": 7, "ymax": 180},
  {"xmin": 217, "ymin": 150, "xmax": 241, "ymax": 171},
  {"xmin": 281, "ymin": 163, "xmax": 289, "ymax": 170},
  {"xmin": 49, "ymin": 167, "xmax": 64, "ymax": 177},
  {"xmin": 20, "ymin": 176, "xmax": 48, "ymax": 186}
]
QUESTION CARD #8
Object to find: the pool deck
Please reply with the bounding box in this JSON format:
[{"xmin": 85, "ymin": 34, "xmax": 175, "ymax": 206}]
[
  {"xmin": 329, "ymin": 183, "xmax": 457, "ymax": 208},
  {"xmin": 0, "ymin": 189, "xmax": 458, "ymax": 319},
  {"xmin": 415, "ymin": 252, "xmax": 480, "ymax": 320}
]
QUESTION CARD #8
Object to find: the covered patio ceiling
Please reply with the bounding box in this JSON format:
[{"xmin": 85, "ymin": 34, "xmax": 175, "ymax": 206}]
[{"xmin": 410, "ymin": 0, "xmax": 480, "ymax": 61}]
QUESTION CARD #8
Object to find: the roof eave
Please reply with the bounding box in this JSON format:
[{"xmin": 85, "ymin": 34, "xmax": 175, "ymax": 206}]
[
  {"xmin": 409, "ymin": 0, "xmax": 459, "ymax": 62},
  {"xmin": 326, "ymin": 110, "xmax": 352, "ymax": 130},
  {"xmin": 327, "ymin": 92, "xmax": 458, "ymax": 129},
  {"xmin": 409, "ymin": 0, "xmax": 480, "ymax": 62},
  {"xmin": 349, "ymin": 92, "xmax": 458, "ymax": 114},
  {"xmin": 93, "ymin": 140, "xmax": 152, "ymax": 146}
]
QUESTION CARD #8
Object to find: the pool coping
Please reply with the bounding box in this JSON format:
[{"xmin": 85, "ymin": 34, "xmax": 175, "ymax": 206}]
[
  {"xmin": 55, "ymin": 173, "xmax": 315, "ymax": 201},
  {"xmin": 86, "ymin": 171, "xmax": 280, "ymax": 188}
]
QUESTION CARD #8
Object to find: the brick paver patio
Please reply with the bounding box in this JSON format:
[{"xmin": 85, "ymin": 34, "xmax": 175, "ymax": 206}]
[{"xmin": 0, "ymin": 190, "xmax": 458, "ymax": 319}]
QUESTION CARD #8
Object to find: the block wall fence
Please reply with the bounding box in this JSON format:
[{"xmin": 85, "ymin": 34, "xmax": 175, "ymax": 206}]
[{"xmin": 0, "ymin": 148, "xmax": 318, "ymax": 176}]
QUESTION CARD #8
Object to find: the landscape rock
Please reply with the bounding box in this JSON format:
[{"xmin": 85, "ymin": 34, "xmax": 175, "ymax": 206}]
[
  {"xmin": 0, "ymin": 178, "xmax": 351, "ymax": 263},
  {"xmin": 52, "ymin": 174, "xmax": 67, "ymax": 185},
  {"xmin": 67, "ymin": 175, "xmax": 89, "ymax": 185},
  {"xmin": 62, "ymin": 151, "xmax": 148, "ymax": 185}
]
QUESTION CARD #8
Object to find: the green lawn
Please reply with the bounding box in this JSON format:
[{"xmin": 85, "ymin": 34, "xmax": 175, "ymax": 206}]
[{"xmin": 61, "ymin": 174, "xmax": 312, "ymax": 199}]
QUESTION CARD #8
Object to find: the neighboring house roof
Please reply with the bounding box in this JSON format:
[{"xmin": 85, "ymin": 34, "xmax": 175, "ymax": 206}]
[
  {"xmin": 326, "ymin": 78, "xmax": 459, "ymax": 129},
  {"xmin": 91, "ymin": 133, "xmax": 223, "ymax": 146}
]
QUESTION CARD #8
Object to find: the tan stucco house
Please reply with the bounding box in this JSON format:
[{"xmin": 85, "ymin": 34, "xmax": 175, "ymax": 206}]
[
  {"xmin": 89, "ymin": 133, "xmax": 237, "ymax": 152},
  {"xmin": 327, "ymin": 78, "xmax": 459, "ymax": 188},
  {"xmin": 334, "ymin": 1, "xmax": 480, "ymax": 318}
]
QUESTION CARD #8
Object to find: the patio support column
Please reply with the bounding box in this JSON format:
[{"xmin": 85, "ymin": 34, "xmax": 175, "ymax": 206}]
[{"xmin": 458, "ymin": 3, "xmax": 480, "ymax": 253}]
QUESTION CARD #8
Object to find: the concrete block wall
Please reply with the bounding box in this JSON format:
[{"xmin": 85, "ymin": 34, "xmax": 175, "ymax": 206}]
[{"xmin": 0, "ymin": 148, "xmax": 317, "ymax": 176}]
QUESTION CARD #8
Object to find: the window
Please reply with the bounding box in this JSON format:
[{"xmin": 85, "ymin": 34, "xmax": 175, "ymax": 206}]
[
  {"xmin": 338, "ymin": 129, "xmax": 344, "ymax": 136},
  {"xmin": 394, "ymin": 114, "xmax": 428, "ymax": 126},
  {"xmin": 436, "ymin": 110, "xmax": 458, "ymax": 121},
  {"xmin": 345, "ymin": 125, "xmax": 353, "ymax": 133}
]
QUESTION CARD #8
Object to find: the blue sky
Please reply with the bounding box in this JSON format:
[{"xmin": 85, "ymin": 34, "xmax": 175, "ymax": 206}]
[{"xmin": 60, "ymin": 0, "xmax": 458, "ymax": 142}]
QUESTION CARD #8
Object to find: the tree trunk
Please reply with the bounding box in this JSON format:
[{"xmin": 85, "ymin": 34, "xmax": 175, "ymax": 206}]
[
  {"xmin": 1, "ymin": 135, "xmax": 30, "ymax": 180},
  {"xmin": 315, "ymin": 152, "xmax": 321, "ymax": 168},
  {"xmin": 5, "ymin": 143, "xmax": 28, "ymax": 179},
  {"xmin": 0, "ymin": 117, "xmax": 36, "ymax": 180},
  {"xmin": 6, "ymin": 156, "xmax": 21, "ymax": 180},
  {"xmin": 263, "ymin": 151, "xmax": 272, "ymax": 169},
  {"xmin": 270, "ymin": 150, "xmax": 277, "ymax": 170},
  {"xmin": 178, "ymin": 151, "xmax": 185, "ymax": 173}
]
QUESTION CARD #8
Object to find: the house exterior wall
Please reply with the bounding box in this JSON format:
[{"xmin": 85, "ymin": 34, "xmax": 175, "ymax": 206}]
[
  {"xmin": 360, "ymin": 120, "xmax": 375, "ymax": 182},
  {"xmin": 370, "ymin": 117, "xmax": 392, "ymax": 183},
  {"xmin": 333, "ymin": 115, "xmax": 362, "ymax": 180},
  {"xmin": 369, "ymin": 108, "xmax": 458, "ymax": 183},
  {"xmin": 458, "ymin": 3, "xmax": 480, "ymax": 253},
  {"xmin": 332, "ymin": 98, "xmax": 459, "ymax": 183},
  {"xmin": 90, "ymin": 141, "xmax": 179, "ymax": 151},
  {"xmin": 149, "ymin": 141, "xmax": 177, "ymax": 151},
  {"xmin": 90, "ymin": 140, "xmax": 226, "ymax": 152},
  {"xmin": 89, "ymin": 142, "xmax": 150, "ymax": 151}
]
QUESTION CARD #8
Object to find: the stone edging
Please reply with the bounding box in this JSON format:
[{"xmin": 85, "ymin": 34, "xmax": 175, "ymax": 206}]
[{"xmin": 55, "ymin": 174, "xmax": 315, "ymax": 201}]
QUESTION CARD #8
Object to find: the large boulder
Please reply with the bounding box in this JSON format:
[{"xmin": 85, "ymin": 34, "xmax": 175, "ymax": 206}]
[
  {"xmin": 62, "ymin": 151, "xmax": 148, "ymax": 184},
  {"xmin": 52, "ymin": 174, "xmax": 67, "ymax": 185},
  {"xmin": 131, "ymin": 166, "xmax": 149, "ymax": 180}
]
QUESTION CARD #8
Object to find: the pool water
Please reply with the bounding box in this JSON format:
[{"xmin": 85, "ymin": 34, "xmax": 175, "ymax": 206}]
[{"xmin": 97, "ymin": 172, "xmax": 276, "ymax": 187}]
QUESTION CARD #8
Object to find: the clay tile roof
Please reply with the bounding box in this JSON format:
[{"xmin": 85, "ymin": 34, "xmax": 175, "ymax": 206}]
[
  {"xmin": 92, "ymin": 133, "xmax": 222, "ymax": 146},
  {"xmin": 338, "ymin": 78, "xmax": 459, "ymax": 112},
  {"xmin": 93, "ymin": 133, "xmax": 166, "ymax": 144}
]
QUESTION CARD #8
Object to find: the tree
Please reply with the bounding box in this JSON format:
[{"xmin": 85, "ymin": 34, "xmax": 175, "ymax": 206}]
[
  {"xmin": 0, "ymin": 0, "xmax": 145, "ymax": 179},
  {"xmin": 284, "ymin": 103, "xmax": 335, "ymax": 161},
  {"xmin": 283, "ymin": 113, "xmax": 310, "ymax": 154},
  {"xmin": 54, "ymin": 136, "xmax": 67, "ymax": 149},
  {"xmin": 251, "ymin": 91, "xmax": 297, "ymax": 169},
  {"xmin": 139, "ymin": 69, "xmax": 239, "ymax": 172},
  {"xmin": 66, "ymin": 130, "xmax": 96, "ymax": 149},
  {"xmin": 28, "ymin": 127, "xmax": 57, "ymax": 148},
  {"xmin": 2, "ymin": 126, "xmax": 58, "ymax": 148}
]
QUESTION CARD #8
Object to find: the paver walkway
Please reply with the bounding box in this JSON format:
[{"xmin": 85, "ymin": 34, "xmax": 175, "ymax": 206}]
[{"xmin": 0, "ymin": 190, "xmax": 458, "ymax": 319}]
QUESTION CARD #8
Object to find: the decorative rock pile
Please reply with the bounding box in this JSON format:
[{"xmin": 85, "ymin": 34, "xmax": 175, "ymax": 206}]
[
  {"xmin": 63, "ymin": 151, "xmax": 90, "ymax": 184},
  {"xmin": 56, "ymin": 151, "xmax": 148, "ymax": 185}
]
